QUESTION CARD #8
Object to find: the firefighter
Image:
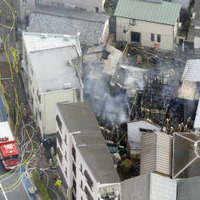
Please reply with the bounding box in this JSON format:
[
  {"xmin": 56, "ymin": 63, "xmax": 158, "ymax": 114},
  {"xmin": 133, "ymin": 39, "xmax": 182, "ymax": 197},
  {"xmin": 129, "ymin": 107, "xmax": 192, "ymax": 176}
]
[
  {"xmin": 40, "ymin": 143, "xmax": 45, "ymax": 155},
  {"xmin": 177, "ymin": 124, "xmax": 182, "ymax": 132},
  {"xmin": 169, "ymin": 126, "xmax": 174, "ymax": 134},
  {"xmin": 54, "ymin": 179, "xmax": 62, "ymax": 190}
]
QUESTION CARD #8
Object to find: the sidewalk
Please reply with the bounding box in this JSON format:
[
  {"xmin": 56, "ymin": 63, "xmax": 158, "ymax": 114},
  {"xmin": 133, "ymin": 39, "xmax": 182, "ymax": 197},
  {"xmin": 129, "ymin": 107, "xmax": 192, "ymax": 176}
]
[{"xmin": 18, "ymin": 165, "xmax": 40, "ymax": 200}]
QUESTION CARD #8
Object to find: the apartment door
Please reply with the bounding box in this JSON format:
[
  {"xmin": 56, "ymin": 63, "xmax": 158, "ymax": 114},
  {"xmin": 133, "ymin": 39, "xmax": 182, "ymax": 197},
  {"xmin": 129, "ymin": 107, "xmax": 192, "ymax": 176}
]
[{"xmin": 131, "ymin": 31, "xmax": 141, "ymax": 43}]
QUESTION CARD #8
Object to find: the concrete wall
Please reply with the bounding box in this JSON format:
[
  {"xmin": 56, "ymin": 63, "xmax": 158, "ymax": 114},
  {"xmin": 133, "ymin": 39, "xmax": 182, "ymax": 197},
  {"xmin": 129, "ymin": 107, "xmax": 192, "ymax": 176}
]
[
  {"xmin": 42, "ymin": 89, "xmax": 79, "ymax": 135},
  {"xmin": 116, "ymin": 17, "xmax": 178, "ymax": 51},
  {"xmin": 27, "ymin": 0, "xmax": 105, "ymax": 12},
  {"xmin": 194, "ymin": 36, "xmax": 200, "ymax": 49}
]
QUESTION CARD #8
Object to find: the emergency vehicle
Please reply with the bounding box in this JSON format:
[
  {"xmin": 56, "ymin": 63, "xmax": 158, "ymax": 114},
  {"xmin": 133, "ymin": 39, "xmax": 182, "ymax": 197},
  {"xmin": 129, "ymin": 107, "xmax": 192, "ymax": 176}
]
[
  {"xmin": 0, "ymin": 92, "xmax": 19, "ymax": 170},
  {"xmin": 0, "ymin": 122, "xmax": 19, "ymax": 170}
]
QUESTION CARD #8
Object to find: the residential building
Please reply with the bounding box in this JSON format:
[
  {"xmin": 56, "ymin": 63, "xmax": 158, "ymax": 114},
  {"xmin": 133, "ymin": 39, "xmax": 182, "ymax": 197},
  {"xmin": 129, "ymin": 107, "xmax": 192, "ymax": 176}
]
[
  {"xmin": 177, "ymin": 176, "xmax": 200, "ymax": 200},
  {"xmin": 21, "ymin": 32, "xmax": 83, "ymax": 138},
  {"xmin": 140, "ymin": 131, "xmax": 173, "ymax": 176},
  {"xmin": 26, "ymin": 0, "xmax": 105, "ymax": 13},
  {"xmin": 56, "ymin": 102, "xmax": 120, "ymax": 199},
  {"xmin": 121, "ymin": 173, "xmax": 177, "ymax": 200},
  {"xmin": 127, "ymin": 120, "xmax": 160, "ymax": 154},
  {"xmin": 186, "ymin": 0, "xmax": 200, "ymax": 48},
  {"xmin": 194, "ymin": 13, "xmax": 200, "ymax": 49},
  {"xmin": 194, "ymin": 97, "xmax": 200, "ymax": 132},
  {"xmin": 179, "ymin": 59, "xmax": 200, "ymax": 100},
  {"xmin": 27, "ymin": 6, "xmax": 109, "ymax": 45},
  {"xmin": 173, "ymin": 132, "xmax": 200, "ymax": 178},
  {"xmin": 114, "ymin": 0, "xmax": 181, "ymax": 51}
]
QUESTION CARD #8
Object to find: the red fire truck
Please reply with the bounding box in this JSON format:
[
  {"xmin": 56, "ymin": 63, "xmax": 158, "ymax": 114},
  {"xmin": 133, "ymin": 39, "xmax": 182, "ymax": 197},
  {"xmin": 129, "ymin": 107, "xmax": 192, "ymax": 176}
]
[{"xmin": 0, "ymin": 121, "xmax": 19, "ymax": 170}]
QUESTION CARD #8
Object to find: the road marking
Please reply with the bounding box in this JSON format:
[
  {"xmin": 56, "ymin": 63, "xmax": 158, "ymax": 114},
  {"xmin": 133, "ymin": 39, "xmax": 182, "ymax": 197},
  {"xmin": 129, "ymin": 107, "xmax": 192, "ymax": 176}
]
[{"xmin": 0, "ymin": 182, "xmax": 8, "ymax": 200}]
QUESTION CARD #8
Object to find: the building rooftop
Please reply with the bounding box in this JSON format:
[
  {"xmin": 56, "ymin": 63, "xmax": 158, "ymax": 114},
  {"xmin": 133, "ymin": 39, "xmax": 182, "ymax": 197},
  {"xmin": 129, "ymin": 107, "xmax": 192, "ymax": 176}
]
[
  {"xmin": 78, "ymin": 143, "xmax": 120, "ymax": 183},
  {"xmin": 177, "ymin": 176, "xmax": 200, "ymax": 200},
  {"xmin": 114, "ymin": 0, "xmax": 181, "ymax": 26},
  {"xmin": 122, "ymin": 173, "xmax": 177, "ymax": 200},
  {"xmin": 28, "ymin": 6, "xmax": 109, "ymax": 45},
  {"xmin": 73, "ymin": 133, "xmax": 105, "ymax": 145},
  {"xmin": 83, "ymin": 45, "xmax": 122, "ymax": 76},
  {"xmin": 57, "ymin": 102, "xmax": 100, "ymax": 133},
  {"xmin": 181, "ymin": 60, "xmax": 200, "ymax": 82},
  {"xmin": 23, "ymin": 32, "xmax": 82, "ymax": 93},
  {"xmin": 173, "ymin": 132, "xmax": 200, "ymax": 178},
  {"xmin": 127, "ymin": 120, "xmax": 160, "ymax": 149}
]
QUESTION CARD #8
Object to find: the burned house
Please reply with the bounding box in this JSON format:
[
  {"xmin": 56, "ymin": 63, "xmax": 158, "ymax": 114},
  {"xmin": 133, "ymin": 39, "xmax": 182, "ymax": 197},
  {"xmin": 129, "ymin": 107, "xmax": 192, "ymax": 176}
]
[{"xmin": 83, "ymin": 45, "xmax": 130, "ymax": 130}]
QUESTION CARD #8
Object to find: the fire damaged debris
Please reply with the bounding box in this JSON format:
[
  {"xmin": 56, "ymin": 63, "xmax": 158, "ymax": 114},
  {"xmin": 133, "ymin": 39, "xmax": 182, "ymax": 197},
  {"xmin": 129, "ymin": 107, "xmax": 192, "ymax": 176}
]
[{"xmin": 166, "ymin": 98, "xmax": 197, "ymax": 133}]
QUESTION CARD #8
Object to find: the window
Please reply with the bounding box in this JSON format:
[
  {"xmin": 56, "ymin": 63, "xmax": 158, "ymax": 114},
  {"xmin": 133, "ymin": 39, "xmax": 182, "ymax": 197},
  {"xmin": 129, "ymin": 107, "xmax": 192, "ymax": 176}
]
[
  {"xmin": 80, "ymin": 180, "xmax": 83, "ymax": 189},
  {"xmin": 65, "ymin": 151, "xmax": 67, "ymax": 161},
  {"xmin": 129, "ymin": 19, "xmax": 135, "ymax": 26},
  {"xmin": 65, "ymin": 134, "xmax": 67, "ymax": 145},
  {"xmin": 35, "ymin": 0, "xmax": 42, "ymax": 5},
  {"xmin": 84, "ymin": 170, "xmax": 93, "ymax": 190},
  {"xmin": 56, "ymin": 115, "xmax": 62, "ymax": 130},
  {"xmin": 151, "ymin": 33, "xmax": 155, "ymax": 42},
  {"xmin": 57, "ymin": 147, "xmax": 62, "ymax": 163},
  {"xmin": 80, "ymin": 164, "xmax": 83, "ymax": 173},
  {"xmin": 72, "ymin": 179, "xmax": 77, "ymax": 199},
  {"xmin": 95, "ymin": 7, "xmax": 99, "ymax": 13},
  {"xmin": 52, "ymin": 2, "xmax": 64, "ymax": 7},
  {"xmin": 39, "ymin": 111, "xmax": 41, "ymax": 120},
  {"xmin": 72, "ymin": 162, "xmax": 76, "ymax": 177},
  {"xmin": 65, "ymin": 168, "xmax": 68, "ymax": 178},
  {"xmin": 157, "ymin": 34, "xmax": 161, "ymax": 43},
  {"xmin": 85, "ymin": 186, "xmax": 93, "ymax": 200},
  {"xmin": 72, "ymin": 145, "xmax": 76, "ymax": 161},
  {"xmin": 123, "ymin": 29, "xmax": 126, "ymax": 34},
  {"xmin": 57, "ymin": 131, "xmax": 62, "ymax": 148},
  {"xmin": 37, "ymin": 90, "xmax": 41, "ymax": 103}
]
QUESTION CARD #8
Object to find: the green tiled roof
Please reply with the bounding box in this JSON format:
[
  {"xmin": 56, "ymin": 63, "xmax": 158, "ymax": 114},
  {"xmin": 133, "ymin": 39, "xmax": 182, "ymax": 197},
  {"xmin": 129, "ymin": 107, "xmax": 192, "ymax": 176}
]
[{"xmin": 114, "ymin": 0, "xmax": 181, "ymax": 25}]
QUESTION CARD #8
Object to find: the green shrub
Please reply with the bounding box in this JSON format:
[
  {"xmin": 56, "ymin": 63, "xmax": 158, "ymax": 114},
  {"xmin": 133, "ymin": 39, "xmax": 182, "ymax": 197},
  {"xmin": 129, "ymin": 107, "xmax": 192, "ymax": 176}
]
[{"xmin": 32, "ymin": 170, "xmax": 51, "ymax": 200}]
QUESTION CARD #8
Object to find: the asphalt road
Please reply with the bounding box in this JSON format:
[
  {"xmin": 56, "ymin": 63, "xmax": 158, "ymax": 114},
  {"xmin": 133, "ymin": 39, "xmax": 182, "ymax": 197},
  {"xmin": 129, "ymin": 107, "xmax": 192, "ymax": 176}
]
[{"xmin": 0, "ymin": 161, "xmax": 30, "ymax": 200}]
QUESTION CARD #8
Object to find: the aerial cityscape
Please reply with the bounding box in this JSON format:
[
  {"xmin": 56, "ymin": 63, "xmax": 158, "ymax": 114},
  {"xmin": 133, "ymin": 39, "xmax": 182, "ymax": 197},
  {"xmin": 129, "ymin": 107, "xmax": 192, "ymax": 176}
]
[{"xmin": 0, "ymin": 0, "xmax": 199, "ymax": 199}]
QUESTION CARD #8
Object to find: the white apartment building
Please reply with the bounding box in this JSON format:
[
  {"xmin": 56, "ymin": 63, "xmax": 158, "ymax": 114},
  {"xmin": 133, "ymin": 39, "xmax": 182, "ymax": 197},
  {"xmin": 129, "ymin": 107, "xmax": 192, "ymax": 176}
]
[
  {"xmin": 56, "ymin": 102, "xmax": 120, "ymax": 199},
  {"xmin": 22, "ymin": 32, "xmax": 83, "ymax": 138}
]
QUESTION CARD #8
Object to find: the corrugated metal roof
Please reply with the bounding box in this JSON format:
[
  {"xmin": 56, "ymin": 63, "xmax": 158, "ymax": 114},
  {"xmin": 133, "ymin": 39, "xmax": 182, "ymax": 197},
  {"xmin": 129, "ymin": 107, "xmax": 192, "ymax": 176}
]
[
  {"xmin": 114, "ymin": 0, "xmax": 181, "ymax": 25},
  {"xmin": 181, "ymin": 60, "xmax": 200, "ymax": 82},
  {"xmin": 140, "ymin": 131, "xmax": 172, "ymax": 176},
  {"xmin": 194, "ymin": 97, "xmax": 200, "ymax": 129}
]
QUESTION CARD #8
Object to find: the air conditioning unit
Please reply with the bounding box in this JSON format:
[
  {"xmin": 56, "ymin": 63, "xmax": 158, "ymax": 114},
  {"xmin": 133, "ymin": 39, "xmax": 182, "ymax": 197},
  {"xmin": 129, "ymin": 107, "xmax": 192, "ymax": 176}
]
[
  {"xmin": 178, "ymin": 22, "xmax": 182, "ymax": 29},
  {"xmin": 63, "ymin": 83, "xmax": 72, "ymax": 89},
  {"xmin": 40, "ymin": 34, "xmax": 47, "ymax": 39}
]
